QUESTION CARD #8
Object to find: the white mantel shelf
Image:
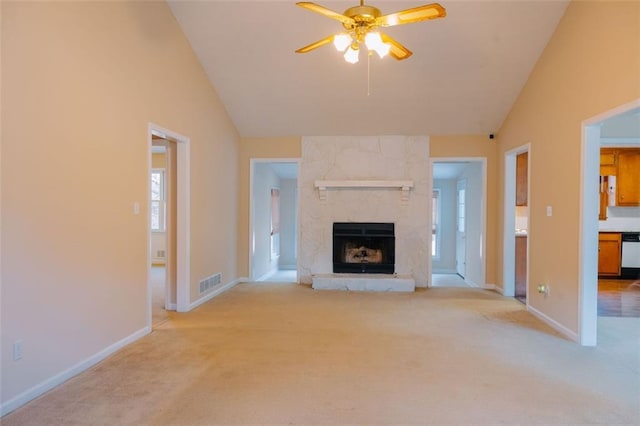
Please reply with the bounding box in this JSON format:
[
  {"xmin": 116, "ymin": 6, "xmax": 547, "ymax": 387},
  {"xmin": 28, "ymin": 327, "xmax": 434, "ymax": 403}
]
[{"xmin": 314, "ymin": 180, "xmax": 414, "ymax": 201}]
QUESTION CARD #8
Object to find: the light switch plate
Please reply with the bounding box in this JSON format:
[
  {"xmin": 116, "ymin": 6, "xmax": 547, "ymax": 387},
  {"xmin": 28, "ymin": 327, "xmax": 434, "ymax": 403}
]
[{"xmin": 13, "ymin": 340, "xmax": 23, "ymax": 361}]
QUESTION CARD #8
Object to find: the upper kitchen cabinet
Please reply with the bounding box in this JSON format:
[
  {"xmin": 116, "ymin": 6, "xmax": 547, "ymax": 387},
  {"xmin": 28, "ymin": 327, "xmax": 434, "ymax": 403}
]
[
  {"xmin": 516, "ymin": 152, "xmax": 528, "ymax": 206},
  {"xmin": 616, "ymin": 149, "xmax": 640, "ymax": 206},
  {"xmin": 600, "ymin": 148, "xmax": 618, "ymax": 176}
]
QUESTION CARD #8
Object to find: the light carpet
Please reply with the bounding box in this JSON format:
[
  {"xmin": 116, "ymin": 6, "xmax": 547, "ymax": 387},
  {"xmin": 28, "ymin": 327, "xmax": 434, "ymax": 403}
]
[{"xmin": 3, "ymin": 284, "xmax": 639, "ymax": 425}]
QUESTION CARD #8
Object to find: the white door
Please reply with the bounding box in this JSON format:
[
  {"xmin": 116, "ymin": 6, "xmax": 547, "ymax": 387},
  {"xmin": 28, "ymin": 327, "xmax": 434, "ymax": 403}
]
[{"xmin": 456, "ymin": 179, "xmax": 466, "ymax": 278}]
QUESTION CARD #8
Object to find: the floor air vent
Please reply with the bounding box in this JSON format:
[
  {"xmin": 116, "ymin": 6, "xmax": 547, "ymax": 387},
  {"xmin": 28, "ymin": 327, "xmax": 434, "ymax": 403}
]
[{"xmin": 199, "ymin": 273, "xmax": 222, "ymax": 294}]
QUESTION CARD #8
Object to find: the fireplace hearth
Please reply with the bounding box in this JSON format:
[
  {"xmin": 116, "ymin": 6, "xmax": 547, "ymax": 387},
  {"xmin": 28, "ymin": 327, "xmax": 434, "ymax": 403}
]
[{"xmin": 333, "ymin": 222, "xmax": 395, "ymax": 274}]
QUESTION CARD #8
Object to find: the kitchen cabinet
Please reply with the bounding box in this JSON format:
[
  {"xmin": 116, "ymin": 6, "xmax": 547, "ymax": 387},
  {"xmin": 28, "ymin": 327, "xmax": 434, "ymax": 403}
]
[
  {"xmin": 599, "ymin": 148, "xmax": 640, "ymax": 219},
  {"xmin": 600, "ymin": 148, "xmax": 617, "ymax": 176},
  {"xmin": 516, "ymin": 152, "xmax": 528, "ymax": 206},
  {"xmin": 515, "ymin": 236, "xmax": 527, "ymax": 297},
  {"xmin": 616, "ymin": 149, "xmax": 640, "ymax": 206},
  {"xmin": 598, "ymin": 232, "xmax": 621, "ymax": 277}
]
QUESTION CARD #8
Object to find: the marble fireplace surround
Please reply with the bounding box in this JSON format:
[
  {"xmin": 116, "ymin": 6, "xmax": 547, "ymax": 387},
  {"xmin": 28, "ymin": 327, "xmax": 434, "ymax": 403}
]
[{"xmin": 298, "ymin": 136, "xmax": 430, "ymax": 288}]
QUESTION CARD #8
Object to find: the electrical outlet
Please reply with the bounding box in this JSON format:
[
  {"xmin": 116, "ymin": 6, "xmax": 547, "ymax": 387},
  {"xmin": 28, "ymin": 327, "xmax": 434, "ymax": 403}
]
[{"xmin": 13, "ymin": 340, "xmax": 23, "ymax": 361}]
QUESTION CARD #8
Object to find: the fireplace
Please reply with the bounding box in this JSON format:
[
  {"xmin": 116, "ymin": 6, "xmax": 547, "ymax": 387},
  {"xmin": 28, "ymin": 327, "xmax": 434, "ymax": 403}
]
[{"xmin": 333, "ymin": 222, "xmax": 395, "ymax": 274}]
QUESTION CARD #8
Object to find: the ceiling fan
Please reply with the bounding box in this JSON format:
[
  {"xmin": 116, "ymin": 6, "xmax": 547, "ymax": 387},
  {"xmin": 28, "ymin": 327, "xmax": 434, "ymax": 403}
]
[{"xmin": 295, "ymin": 1, "xmax": 446, "ymax": 63}]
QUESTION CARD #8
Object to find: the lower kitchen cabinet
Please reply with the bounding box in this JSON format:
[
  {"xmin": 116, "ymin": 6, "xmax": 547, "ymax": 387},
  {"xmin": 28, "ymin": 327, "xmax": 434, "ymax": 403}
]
[{"xmin": 598, "ymin": 232, "xmax": 621, "ymax": 277}]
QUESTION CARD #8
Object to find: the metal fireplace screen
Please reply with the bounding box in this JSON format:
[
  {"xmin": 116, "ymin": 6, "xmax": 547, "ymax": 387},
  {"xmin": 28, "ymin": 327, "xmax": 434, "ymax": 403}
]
[{"xmin": 333, "ymin": 222, "xmax": 395, "ymax": 274}]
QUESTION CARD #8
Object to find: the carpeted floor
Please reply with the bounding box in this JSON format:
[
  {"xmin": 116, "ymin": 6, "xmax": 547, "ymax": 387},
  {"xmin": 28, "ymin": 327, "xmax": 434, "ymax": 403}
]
[{"xmin": 3, "ymin": 284, "xmax": 639, "ymax": 425}]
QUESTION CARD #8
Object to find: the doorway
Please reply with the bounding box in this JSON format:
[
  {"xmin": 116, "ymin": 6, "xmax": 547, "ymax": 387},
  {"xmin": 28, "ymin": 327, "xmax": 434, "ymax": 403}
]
[
  {"xmin": 430, "ymin": 158, "xmax": 487, "ymax": 288},
  {"xmin": 150, "ymin": 143, "xmax": 171, "ymax": 326},
  {"xmin": 249, "ymin": 159, "xmax": 299, "ymax": 283},
  {"xmin": 580, "ymin": 99, "xmax": 640, "ymax": 346},
  {"xmin": 147, "ymin": 124, "xmax": 190, "ymax": 328},
  {"xmin": 503, "ymin": 145, "xmax": 530, "ymax": 302}
]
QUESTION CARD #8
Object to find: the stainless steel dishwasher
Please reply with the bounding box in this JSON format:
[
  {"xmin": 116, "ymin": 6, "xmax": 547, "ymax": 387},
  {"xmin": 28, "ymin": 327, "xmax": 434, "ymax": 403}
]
[{"xmin": 621, "ymin": 232, "xmax": 640, "ymax": 279}]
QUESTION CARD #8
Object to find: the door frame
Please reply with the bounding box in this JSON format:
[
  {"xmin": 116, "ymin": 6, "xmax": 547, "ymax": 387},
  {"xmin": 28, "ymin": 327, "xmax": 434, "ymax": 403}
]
[
  {"xmin": 502, "ymin": 143, "xmax": 530, "ymax": 298},
  {"xmin": 248, "ymin": 158, "xmax": 300, "ymax": 282},
  {"xmin": 147, "ymin": 123, "xmax": 190, "ymax": 326},
  {"xmin": 429, "ymin": 157, "xmax": 488, "ymax": 288},
  {"xmin": 579, "ymin": 98, "xmax": 640, "ymax": 346},
  {"xmin": 456, "ymin": 178, "xmax": 467, "ymax": 278}
]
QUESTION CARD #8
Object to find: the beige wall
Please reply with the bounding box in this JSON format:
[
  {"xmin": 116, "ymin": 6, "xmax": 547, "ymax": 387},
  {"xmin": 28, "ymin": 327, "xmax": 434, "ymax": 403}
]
[
  {"xmin": 1, "ymin": 1, "xmax": 239, "ymax": 407},
  {"xmin": 0, "ymin": 3, "xmax": 3, "ymax": 367},
  {"xmin": 237, "ymin": 137, "xmax": 301, "ymax": 277},
  {"xmin": 430, "ymin": 135, "xmax": 498, "ymax": 285},
  {"xmin": 496, "ymin": 1, "xmax": 640, "ymax": 333}
]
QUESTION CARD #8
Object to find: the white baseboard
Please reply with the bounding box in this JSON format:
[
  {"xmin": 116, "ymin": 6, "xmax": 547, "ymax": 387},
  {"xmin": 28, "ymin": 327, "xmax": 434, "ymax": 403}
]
[
  {"xmin": 479, "ymin": 283, "xmax": 497, "ymax": 291},
  {"xmin": 0, "ymin": 326, "xmax": 150, "ymax": 417},
  {"xmin": 528, "ymin": 305, "xmax": 579, "ymax": 343},
  {"xmin": 488, "ymin": 284, "xmax": 504, "ymax": 294},
  {"xmin": 465, "ymin": 278, "xmax": 479, "ymax": 288},
  {"xmin": 166, "ymin": 303, "xmax": 177, "ymax": 311},
  {"xmin": 188, "ymin": 278, "xmax": 241, "ymax": 311}
]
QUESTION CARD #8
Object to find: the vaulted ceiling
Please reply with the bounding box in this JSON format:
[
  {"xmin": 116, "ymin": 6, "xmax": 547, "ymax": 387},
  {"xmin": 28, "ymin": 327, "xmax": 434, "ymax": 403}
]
[{"xmin": 168, "ymin": 1, "xmax": 569, "ymax": 138}]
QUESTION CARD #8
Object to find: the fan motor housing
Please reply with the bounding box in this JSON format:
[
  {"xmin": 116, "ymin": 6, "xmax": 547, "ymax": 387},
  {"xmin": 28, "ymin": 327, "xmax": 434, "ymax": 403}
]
[{"xmin": 343, "ymin": 5, "xmax": 381, "ymax": 27}]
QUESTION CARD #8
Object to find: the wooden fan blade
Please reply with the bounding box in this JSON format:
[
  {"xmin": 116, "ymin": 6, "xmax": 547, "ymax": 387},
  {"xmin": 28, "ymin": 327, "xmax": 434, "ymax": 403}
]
[
  {"xmin": 376, "ymin": 3, "xmax": 446, "ymax": 27},
  {"xmin": 380, "ymin": 33, "xmax": 413, "ymax": 60},
  {"xmin": 296, "ymin": 2, "xmax": 355, "ymax": 25},
  {"xmin": 296, "ymin": 34, "xmax": 335, "ymax": 54}
]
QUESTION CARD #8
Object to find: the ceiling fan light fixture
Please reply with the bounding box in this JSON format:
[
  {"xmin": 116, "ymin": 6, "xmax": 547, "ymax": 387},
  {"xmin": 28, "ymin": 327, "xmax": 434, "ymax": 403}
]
[
  {"xmin": 333, "ymin": 33, "xmax": 352, "ymax": 51},
  {"xmin": 365, "ymin": 31, "xmax": 390, "ymax": 58},
  {"xmin": 374, "ymin": 42, "xmax": 391, "ymax": 58},
  {"xmin": 364, "ymin": 31, "xmax": 382, "ymax": 49},
  {"xmin": 295, "ymin": 1, "xmax": 446, "ymax": 63},
  {"xmin": 344, "ymin": 45, "xmax": 360, "ymax": 64}
]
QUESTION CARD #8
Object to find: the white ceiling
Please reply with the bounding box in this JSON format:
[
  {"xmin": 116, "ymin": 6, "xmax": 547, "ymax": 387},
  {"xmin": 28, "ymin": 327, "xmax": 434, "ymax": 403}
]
[
  {"xmin": 433, "ymin": 161, "xmax": 468, "ymax": 179},
  {"xmin": 269, "ymin": 162, "xmax": 299, "ymax": 179},
  {"xmin": 600, "ymin": 107, "xmax": 640, "ymax": 139},
  {"xmin": 168, "ymin": 1, "xmax": 569, "ymax": 138}
]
